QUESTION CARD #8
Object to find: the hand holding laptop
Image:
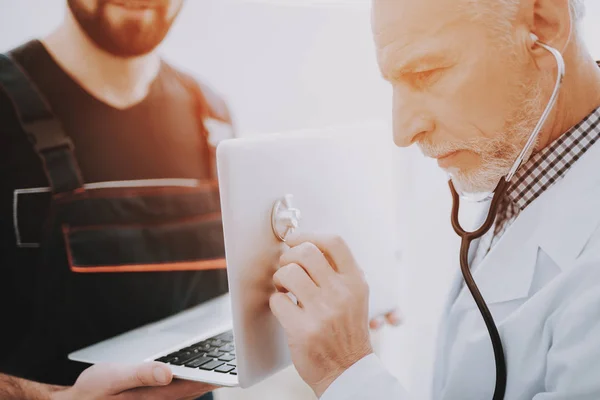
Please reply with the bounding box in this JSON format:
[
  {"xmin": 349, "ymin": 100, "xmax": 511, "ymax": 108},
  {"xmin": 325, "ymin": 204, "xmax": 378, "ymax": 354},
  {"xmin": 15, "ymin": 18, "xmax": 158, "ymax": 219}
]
[
  {"xmin": 52, "ymin": 362, "xmax": 216, "ymax": 400},
  {"xmin": 270, "ymin": 233, "xmax": 376, "ymax": 398}
]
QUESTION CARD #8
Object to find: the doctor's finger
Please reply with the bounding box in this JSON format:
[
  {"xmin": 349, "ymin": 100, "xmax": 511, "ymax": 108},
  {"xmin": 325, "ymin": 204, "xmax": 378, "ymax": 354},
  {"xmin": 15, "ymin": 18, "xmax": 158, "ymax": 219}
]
[
  {"xmin": 385, "ymin": 310, "xmax": 402, "ymax": 326},
  {"xmin": 273, "ymin": 263, "xmax": 319, "ymax": 306},
  {"xmin": 270, "ymin": 291, "xmax": 304, "ymax": 331},
  {"xmin": 286, "ymin": 233, "xmax": 358, "ymax": 276},
  {"xmin": 369, "ymin": 317, "xmax": 385, "ymax": 330},
  {"xmin": 280, "ymin": 242, "xmax": 336, "ymax": 286}
]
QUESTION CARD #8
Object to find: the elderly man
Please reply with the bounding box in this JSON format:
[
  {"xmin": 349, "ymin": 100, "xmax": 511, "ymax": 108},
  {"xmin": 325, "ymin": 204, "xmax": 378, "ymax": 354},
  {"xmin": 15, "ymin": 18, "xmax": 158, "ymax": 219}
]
[{"xmin": 270, "ymin": 0, "xmax": 600, "ymax": 399}]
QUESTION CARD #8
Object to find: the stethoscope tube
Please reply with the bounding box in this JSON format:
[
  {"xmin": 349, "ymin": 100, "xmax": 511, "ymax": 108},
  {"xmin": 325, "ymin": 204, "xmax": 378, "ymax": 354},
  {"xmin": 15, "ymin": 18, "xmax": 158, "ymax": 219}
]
[
  {"xmin": 450, "ymin": 178, "xmax": 509, "ymax": 400},
  {"xmin": 448, "ymin": 35, "xmax": 566, "ymax": 400}
]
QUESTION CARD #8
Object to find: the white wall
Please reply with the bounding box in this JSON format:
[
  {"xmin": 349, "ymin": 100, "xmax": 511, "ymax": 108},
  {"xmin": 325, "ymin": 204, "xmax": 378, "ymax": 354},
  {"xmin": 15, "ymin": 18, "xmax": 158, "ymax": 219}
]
[{"xmin": 1, "ymin": 1, "xmax": 600, "ymax": 398}]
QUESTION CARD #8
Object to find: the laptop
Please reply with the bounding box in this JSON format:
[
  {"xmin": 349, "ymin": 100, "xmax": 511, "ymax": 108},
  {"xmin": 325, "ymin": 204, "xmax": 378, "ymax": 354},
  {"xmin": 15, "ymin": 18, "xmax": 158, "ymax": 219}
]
[{"xmin": 69, "ymin": 123, "xmax": 400, "ymax": 388}]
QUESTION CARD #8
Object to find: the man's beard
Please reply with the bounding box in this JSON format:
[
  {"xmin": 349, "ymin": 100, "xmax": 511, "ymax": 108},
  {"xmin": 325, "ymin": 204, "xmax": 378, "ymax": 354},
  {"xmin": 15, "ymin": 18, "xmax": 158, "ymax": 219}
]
[
  {"xmin": 68, "ymin": 0, "xmax": 181, "ymax": 58},
  {"xmin": 420, "ymin": 75, "xmax": 544, "ymax": 194}
]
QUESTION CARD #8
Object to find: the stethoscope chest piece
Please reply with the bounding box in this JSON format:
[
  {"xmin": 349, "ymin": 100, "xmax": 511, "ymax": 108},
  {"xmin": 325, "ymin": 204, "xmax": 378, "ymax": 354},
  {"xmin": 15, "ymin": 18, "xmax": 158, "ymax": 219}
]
[{"xmin": 271, "ymin": 194, "xmax": 302, "ymax": 242}]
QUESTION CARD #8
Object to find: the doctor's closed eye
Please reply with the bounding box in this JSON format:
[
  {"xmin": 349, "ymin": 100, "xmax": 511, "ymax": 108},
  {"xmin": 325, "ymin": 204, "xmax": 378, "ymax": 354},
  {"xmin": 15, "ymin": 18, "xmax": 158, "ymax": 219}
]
[
  {"xmin": 399, "ymin": 67, "xmax": 451, "ymax": 89},
  {"xmin": 382, "ymin": 53, "xmax": 456, "ymax": 89}
]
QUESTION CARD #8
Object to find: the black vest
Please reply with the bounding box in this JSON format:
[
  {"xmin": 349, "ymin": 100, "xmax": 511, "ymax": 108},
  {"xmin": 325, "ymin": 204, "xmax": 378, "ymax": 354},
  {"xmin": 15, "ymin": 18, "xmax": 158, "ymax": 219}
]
[{"xmin": 0, "ymin": 53, "xmax": 233, "ymax": 385}]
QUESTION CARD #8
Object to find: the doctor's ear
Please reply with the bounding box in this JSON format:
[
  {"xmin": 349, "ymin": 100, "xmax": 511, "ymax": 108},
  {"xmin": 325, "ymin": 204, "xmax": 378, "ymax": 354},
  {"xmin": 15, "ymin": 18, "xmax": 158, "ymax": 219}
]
[{"xmin": 521, "ymin": 0, "xmax": 572, "ymax": 67}]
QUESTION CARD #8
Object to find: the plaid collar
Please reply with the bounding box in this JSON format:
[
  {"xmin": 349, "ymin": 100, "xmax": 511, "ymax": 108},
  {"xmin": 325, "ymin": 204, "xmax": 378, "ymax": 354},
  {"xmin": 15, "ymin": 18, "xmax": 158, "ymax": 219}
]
[{"xmin": 506, "ymin": 105, "xmax": 600, "ymax": 211}]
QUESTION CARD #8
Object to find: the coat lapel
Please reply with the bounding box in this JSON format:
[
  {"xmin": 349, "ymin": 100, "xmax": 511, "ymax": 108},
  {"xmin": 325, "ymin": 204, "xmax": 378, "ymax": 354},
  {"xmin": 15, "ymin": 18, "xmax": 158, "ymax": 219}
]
[
  {"xmin": 451, "ymin": 139, "xmax": 600, "ymax": 312},
  {"xmin": 451, "ymin": 206, "xmax": 540, "ymax": 311}
]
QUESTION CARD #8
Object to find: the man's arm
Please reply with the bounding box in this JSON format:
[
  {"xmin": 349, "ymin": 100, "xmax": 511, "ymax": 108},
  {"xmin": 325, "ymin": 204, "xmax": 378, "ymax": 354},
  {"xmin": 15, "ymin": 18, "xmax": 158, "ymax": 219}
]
[
  {"xmin": 0, "ymin": 373, "xmax": 62, "ymax": 400},
  {"xmin": 0, "ymin": 363, "xmax": 215, "ymax": 400}
]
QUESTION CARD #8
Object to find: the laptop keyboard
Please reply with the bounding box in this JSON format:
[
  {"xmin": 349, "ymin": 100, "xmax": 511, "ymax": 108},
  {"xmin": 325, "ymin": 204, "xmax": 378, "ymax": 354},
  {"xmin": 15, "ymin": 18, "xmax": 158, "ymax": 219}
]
[{"xmin": 155, "ymin": 330, "xmax": 237, "ymax": 375}]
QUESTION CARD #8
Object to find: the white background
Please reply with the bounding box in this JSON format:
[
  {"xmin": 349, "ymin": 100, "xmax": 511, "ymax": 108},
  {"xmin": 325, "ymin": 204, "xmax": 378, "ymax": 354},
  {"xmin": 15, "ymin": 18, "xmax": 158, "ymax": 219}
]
[{"xmin": 1, "ymin": 1, "xmax": 599, "ymax": 398}]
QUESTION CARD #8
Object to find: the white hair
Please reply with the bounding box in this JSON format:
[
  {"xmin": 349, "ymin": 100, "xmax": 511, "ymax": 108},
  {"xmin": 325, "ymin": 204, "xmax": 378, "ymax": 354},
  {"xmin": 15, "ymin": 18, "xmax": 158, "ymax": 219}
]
[
  {"xmin": 570, "ymin": 0, "xmax": 586, "ymax": 21},
  {"xmin": 464, "ymin": 0, "xmax": 585, "ymax": 43},
  {"xmin": 474, "ymin": 0, "xmax": 585, "ymax": 20}
]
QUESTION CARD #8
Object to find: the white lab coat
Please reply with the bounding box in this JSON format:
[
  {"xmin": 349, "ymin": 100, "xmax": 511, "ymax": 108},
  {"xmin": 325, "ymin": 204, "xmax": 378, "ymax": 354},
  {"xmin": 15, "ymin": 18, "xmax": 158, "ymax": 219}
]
[{"xmin": 321, "ymin": 140, "xmax": 600, "ymax": 400}]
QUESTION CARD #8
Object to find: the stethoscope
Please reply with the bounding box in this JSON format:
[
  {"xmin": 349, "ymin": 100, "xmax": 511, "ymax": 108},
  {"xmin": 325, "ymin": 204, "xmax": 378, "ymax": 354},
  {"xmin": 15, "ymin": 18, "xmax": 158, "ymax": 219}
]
[{"xmin": 448, "ymin": 33, "xmax": 566, "ymax": 400}]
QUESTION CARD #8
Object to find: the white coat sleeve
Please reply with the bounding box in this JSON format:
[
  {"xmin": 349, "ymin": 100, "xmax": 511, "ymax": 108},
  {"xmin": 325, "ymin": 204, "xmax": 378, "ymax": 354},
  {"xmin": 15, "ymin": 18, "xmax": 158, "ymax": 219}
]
[
  {"xmin": 532, "ymin": 275, "xmax": 600, "ymax": 400},
  {"xmin": 320, "ymin": 354, "xmax": 409, "ymax": 400}
]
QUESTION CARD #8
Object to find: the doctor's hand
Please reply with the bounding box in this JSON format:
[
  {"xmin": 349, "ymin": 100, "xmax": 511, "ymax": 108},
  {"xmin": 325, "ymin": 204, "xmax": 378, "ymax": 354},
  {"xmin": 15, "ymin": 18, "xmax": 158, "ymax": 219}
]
[
  {"xmin": 269, "ymin": 234, "xmax": 374, "ymax": 398},
  {"xmin": 51, "ymin": 362, "xmax": 216, "ymax": 400}
]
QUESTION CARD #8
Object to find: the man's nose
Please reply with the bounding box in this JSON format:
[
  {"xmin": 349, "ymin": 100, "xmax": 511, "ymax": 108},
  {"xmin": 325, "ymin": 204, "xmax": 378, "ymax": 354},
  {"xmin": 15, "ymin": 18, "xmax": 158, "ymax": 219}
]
[{"xmin": 392, "ymin": 89, "xmax": 435, "ymax": 148}]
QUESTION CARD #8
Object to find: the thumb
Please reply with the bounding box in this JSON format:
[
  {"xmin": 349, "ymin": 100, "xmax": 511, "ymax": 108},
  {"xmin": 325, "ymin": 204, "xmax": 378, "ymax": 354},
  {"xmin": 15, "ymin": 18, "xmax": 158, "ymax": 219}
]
[{"xmin": 75, "ymin": 362, "xmax": 173, "ymax": 395}]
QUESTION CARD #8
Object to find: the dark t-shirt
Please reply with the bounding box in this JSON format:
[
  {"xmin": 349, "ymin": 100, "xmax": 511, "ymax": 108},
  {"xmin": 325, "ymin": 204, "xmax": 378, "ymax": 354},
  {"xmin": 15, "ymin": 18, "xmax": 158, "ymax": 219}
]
[{"xmin": 0, "ymin": 40, "xmax": 230, "ymax": 380}]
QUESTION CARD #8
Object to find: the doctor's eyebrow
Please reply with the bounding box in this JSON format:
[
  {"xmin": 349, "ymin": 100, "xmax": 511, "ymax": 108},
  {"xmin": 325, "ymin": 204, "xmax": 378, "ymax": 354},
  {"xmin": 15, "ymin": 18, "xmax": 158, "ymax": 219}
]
[{"xmin": 381, "ymin": 52, "xmax": 454, "ymax": 81}]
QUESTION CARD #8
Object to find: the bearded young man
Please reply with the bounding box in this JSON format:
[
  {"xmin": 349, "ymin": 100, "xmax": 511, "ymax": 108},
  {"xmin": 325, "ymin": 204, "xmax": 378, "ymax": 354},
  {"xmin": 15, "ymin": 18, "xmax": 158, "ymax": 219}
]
[
  {"xmin": 270, "ymin": 0, "xmax": 600, "ymax": 399},
  {"xmin": 0, "ymin": 1, "xmax": 233, "ymax": 399}
]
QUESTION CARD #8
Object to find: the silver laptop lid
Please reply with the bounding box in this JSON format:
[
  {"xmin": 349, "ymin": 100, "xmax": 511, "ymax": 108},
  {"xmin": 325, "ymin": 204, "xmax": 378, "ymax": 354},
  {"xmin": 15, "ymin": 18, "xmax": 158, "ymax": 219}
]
[{"xmin": 217, "ymin": 122, "xmax": 399, "ymax": 388}]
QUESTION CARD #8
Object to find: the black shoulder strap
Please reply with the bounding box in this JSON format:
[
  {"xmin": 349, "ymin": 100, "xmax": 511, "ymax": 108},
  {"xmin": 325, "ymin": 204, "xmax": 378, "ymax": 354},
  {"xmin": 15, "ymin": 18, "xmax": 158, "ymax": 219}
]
[
  {"xmin": 176, "ymin": 70, "xmax": 233, "ymax": 124},
  {"xmin": 175, "ymin": 70, "xmax": 235, "ymax": 179},
  {"xmin": 0, "ymin": 53, "xmax": 83, "ymax": 193}
]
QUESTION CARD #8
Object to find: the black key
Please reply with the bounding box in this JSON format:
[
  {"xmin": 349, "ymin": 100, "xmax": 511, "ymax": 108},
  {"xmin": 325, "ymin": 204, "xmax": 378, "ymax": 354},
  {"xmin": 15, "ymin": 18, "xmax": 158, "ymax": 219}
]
[
  {"xmin": 216, "ymin": 331, "xmax": 234, "ymax": 341},
  {"xmin": 180, "ymin": 347, "xmax": 200, "ymax": 354},
  {"xmin": 155, "ymin": 356, "xmax": 169, "ymax": 363},
  {"xmin": 209, "ymin": 339, "xmax": 223, "ymax": 347},
  {"xmin": 229, "ymin": 368, "xmax": 237, "ymax": 375},
  {"xmin": 219, "ymin": 354, "xmax": 235, "ymax": 362},
  {"xmin": 180, "ymin": 350, "xmax": 198, "ymax": 359},
  {"xmin": 199, "ymin": 360, "xmax": 225, "ymax": 371},
  {"xmin": 193, "ymin": 343, "xmax": 213, "ymax": 351},
  {"xmin": 206, "ymin": 350, "xmax": 224, "ymax": 358},
  {"xmin": 227, "ymin": 359, "xmax": 237, "ymax": 367},
  {"xmin": 214, "ymin": 364, "xmax": 235, "ymax": 374},
  {"xmin": 219, "ymin": 344, "xmax": 235, "ymax": 353},
  {"xmin": 166, "ymin": 356, "xmax": 181, "ymax": 364},
  {"xmin": 187, "ymin": 345, "xmax": 206, "ymax": 352},
  {"xmin": 185, "ymin": 353, "xmax": 207, "ymax": 363},
  {"xmin": 170, "ymin": 351, "xmax": 200, "ymax": 365},
  {"xmin": 185, "ymin": 356, "xmax": 213, "ymax": 368}
]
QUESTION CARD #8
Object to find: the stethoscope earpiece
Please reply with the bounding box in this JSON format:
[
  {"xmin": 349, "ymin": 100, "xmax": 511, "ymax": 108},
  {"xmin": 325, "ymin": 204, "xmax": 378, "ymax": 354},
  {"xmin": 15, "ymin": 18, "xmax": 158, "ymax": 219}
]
[{"xmin": 530, "ymin": 32, "xmax": 540, "ymax": 44}]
